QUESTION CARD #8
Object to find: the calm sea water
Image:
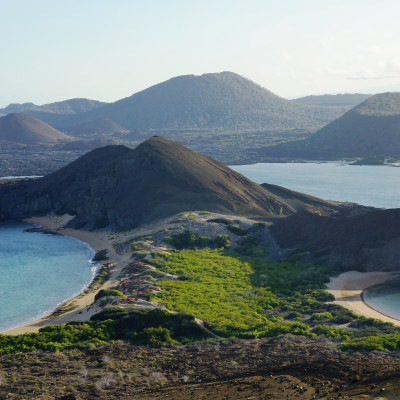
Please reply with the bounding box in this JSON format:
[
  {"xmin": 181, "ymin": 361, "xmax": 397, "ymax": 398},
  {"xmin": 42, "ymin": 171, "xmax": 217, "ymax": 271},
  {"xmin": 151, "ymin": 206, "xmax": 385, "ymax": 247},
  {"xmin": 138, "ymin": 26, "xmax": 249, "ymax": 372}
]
[
  {"xmin": 363, "ymin": 283, "xmax": 400, "ymax": 321},
  {"xmin": 231, "ymin": 162, "xmax": 400, "ymax": 209},
  {"xmin": 0, "ymin": 221, "xmax": 97, "ymax": 332}
]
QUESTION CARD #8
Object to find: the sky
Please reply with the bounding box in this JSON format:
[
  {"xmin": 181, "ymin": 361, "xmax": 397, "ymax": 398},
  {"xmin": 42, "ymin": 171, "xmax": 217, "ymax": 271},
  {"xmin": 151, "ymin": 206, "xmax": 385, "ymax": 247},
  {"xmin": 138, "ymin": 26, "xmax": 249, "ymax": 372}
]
[{"xmin": 1, "ymin": 0, "xmax": 400, "ymax": 107}]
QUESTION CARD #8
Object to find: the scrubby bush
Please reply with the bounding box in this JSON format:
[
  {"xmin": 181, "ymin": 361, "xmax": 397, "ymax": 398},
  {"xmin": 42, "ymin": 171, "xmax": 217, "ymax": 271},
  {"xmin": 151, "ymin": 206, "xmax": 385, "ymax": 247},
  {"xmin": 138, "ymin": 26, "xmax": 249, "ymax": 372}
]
[
  {"xmin": 94, "ymin": 289, "xmax": 126, "ymax": 301},
  {"xmin": 133, "ymin": 327, "xmax": 174, "ymax": 347},
  {"xmin": 165, "ymin": 231, "xmax": 230, "ymax": 250},
  {"xmin": 92, "ymin": 249, "xmax": 109, "ymax": 262},
  {"xmin": 214, "ymin": 234, "xmax": 231, "ymax": 248}
]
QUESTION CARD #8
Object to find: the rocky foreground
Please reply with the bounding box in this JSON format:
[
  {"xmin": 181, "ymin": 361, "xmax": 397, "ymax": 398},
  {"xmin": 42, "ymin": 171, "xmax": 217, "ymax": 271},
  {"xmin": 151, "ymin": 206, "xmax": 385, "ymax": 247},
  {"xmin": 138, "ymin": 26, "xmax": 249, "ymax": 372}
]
[{"xmin": 0, "ymin": 336, "xmax": 399, "ymax": 399}]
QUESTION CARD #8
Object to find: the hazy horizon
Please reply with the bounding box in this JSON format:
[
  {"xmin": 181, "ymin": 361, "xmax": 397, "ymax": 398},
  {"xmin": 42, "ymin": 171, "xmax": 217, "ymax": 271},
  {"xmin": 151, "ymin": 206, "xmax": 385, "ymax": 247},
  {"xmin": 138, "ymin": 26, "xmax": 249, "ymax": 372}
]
[{"xmin": 2, "ymin": 0, "xmax": 400, "ymax": 107}]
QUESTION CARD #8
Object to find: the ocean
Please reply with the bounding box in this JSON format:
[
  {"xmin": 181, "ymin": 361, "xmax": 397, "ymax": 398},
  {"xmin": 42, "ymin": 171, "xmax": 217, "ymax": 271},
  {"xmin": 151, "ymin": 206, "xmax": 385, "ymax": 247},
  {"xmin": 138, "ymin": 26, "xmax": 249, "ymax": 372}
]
[
  {"xmin": 363, "ymin": 283, "xmax": 400, "ymax": 321},
  {"xmin": 231, "ymin": 162, "xmax": 400, "ymax": 209},
  {"xmin": 0, "ymin": 221, "xmax": 98, "ymax": 332}
]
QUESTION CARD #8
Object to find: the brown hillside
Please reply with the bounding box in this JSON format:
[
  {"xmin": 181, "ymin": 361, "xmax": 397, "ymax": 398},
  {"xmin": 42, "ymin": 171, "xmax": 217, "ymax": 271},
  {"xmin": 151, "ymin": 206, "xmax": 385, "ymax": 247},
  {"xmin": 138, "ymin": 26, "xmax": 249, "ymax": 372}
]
[
  {"xmin": 270, "ymin": 209, "xmax": 400, "ymax": 269},
  {"xmin": 0, "ymin": 136, "xmax": 343, "ymax": 230},
  {"xmin": 0, "ymin": 113, "xmax": 71, "ymax": 145}
]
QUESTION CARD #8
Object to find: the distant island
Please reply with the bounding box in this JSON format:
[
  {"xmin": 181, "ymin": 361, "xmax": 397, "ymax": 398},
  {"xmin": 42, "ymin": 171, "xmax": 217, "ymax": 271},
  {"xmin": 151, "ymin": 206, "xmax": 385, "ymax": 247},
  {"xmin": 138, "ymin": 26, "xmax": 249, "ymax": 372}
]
[{"xmin": 261, "ymin": 92, "xmax": 400, "ymax": 161}]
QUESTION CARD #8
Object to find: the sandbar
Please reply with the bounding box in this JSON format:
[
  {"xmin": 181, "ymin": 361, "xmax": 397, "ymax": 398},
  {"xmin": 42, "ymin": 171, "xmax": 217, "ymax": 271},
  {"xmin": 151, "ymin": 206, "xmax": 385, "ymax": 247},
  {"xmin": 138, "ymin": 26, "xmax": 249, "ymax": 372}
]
[{"xmin": 326, "ymin": 270, "xmax": 400, "ymax": 326}]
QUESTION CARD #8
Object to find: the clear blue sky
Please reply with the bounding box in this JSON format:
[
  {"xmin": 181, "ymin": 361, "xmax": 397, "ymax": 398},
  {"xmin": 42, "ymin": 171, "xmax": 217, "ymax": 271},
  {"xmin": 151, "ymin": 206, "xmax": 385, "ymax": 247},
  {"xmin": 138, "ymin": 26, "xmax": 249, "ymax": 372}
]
[{"xmin": 1, "ymin": 0, "xmax": 400, "ymax": 107}]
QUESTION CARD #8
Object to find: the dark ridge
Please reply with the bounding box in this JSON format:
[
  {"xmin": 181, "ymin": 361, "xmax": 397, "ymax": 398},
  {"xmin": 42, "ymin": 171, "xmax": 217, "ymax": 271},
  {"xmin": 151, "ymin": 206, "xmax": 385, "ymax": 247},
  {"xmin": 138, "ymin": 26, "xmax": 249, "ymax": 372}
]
[
  {"xmin": 0, "ymin": 98, "xmax": 106, "ymax": 115},
  {"xmin": 292, "ymin": 93, "xmax": 371, "ymax": 107},
  {"xmin": 262, "ymin": 92, "xmax": 400, "ymax": 159},
  {"xmin": 270, "ymin": 208, "xmax": 400, "ymax": 269},
  {"xmin": 0, "ymin": 136, "xmax": 343, "ymax": 230}
]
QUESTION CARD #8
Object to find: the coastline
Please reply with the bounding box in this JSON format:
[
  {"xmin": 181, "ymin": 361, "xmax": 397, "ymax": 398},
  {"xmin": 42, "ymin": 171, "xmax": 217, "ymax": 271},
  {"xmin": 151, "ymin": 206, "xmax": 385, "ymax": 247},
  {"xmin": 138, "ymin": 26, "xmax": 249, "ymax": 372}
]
[
  {"xmin": 326, "ymin": 270, "xmax": 400, "ymax": 326},
  {"xmin": 3, "ymin": 215, "xmax": 133, "ymax": 336}
]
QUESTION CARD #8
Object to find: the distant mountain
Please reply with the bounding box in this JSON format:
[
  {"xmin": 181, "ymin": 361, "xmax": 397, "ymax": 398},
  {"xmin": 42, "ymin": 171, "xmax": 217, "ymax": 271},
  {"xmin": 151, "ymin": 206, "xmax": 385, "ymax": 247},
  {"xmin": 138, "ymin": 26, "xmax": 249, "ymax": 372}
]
[
  {"xmin": 0, "ymin": 102, "xmax": 36, "ymax": 115},
  {"xmin": 24, "ymin": 72, "xmax": 348, "ymax": 133},
  {"xmin": 0, "ymin": 98, "xmax": 106, "ymax": 115},
  {"xmin": 261, "ymin": 92, "xmax": 400, "ymax": 159},
  {"xmin": 0, "ymin": 113, "xmax": 71, "ymax": 145},
  {"xmin": 53, "ymin": 138, "xmax": 118, "ymax": 151},
  {"xmin": 0, "ymin": 136, "xmax": 344, "ymax": 230},
  {"xmin": 292, "ymin": 93, "xmax": 371, "ymax": 107},
  {"xmin": 66, "ymin": 118, "xmax": 128, "ymax": 137}
]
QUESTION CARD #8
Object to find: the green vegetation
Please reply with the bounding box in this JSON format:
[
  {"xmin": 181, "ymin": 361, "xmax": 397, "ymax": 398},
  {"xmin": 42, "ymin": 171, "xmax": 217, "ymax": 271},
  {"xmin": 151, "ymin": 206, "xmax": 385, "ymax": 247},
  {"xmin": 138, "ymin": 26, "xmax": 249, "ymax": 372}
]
[
  {"xmin": 150, "ymin": 233, "xmax": 400, "ymax": 352},
  {"xmin": 165, "ymin": 230, "xmax": 230, "ymax": 250},
  {"xmin": 0, "ymin": 308, "xmax": 209, "ymax": 354},
  {"xmin": 339, "ymin": 335, "xmax": 400, "ymax": 352},
  {"xmin": 207, "ymin": 218, "xmax": 247, "ymax": 236},
  {"xmin": 150, "ymin": 249, "xmax": 335, "ymax": 338},
  {"xmin": 92, "ymin": 249, "xmax": 109, "ymax": 262},
  {"xmin": 4, "ymin": 221, "xmax": 400, "ymax": 355},
  {"xmin": 94, "ymin": 289, "xmax": 126, "ymax": 301}
]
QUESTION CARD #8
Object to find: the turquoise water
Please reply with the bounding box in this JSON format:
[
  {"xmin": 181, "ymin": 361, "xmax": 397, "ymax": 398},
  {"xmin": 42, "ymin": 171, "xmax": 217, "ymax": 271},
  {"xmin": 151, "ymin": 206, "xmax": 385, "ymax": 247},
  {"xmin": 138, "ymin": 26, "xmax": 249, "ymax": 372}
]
[
  {"xmin": 0, "ymin": 221, "xmax": 98, "ymax": 332},
  {"xmin": 231, "ymin": 162, "xmax": 400, "ymax": 209},
  {"xmin": 363, "ymin": 283, "xmax": 400, "ymax": 321}
]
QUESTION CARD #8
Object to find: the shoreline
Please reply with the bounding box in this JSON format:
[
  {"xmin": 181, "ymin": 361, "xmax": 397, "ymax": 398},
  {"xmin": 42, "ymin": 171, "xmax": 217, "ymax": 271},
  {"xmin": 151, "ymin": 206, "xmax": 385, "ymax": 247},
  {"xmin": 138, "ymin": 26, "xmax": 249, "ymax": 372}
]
[
  {"xmin": 326, "ymin": 270, "xmax": 400, "ymax": 326},
  {"xmin": 3, "ymin": 215, "xmax": 133, "ymax": 336}
]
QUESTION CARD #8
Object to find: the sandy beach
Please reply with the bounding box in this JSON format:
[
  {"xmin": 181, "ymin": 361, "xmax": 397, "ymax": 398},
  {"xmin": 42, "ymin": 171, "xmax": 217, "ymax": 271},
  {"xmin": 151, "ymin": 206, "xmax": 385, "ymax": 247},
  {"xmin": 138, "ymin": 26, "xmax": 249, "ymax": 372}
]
[
  {"xmin": 3, "ymin": 214, "xmax": 134, "ymax": 335},
  {"xmin": 326, "ymin": 270, "xmax": 400, "ymax": 326}
]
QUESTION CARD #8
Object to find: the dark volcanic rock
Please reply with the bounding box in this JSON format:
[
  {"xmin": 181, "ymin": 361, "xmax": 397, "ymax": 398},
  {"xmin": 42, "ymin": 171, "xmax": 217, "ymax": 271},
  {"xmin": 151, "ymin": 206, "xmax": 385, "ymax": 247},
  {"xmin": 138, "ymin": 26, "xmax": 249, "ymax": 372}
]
[
  {"xmin": 0, "ymin": 136, "xmax": 322, "ymax": 230},
  {"xmin": 270, "ymin": 209, "xmax": 400, "ymax": 269}
]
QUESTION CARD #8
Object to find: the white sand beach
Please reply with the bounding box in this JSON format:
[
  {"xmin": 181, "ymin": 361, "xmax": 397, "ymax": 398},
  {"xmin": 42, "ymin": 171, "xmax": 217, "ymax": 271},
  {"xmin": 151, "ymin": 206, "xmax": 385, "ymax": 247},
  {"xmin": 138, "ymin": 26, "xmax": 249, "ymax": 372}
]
[{"xmin": 326, "ymin": 271, "xmax": 400, "ymax": 326}]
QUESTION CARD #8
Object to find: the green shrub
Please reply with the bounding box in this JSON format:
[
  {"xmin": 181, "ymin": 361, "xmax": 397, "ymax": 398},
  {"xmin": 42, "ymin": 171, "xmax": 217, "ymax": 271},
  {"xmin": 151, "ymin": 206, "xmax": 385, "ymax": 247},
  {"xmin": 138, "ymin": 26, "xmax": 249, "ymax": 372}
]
[
  {"xmin": 92, "ymin": 249, "xmax": 109, "ymax": 262},
  {"xmin": 227, "ymin": 224, "xmax": 247, "ymax": 236},
  {"xmin": 165, "ymin": 230, "xmax": 213, "ymax": 250},
  {"xmin": 310, "ymin": 312, "xmax": 333, "ymax": 321},
  {"xmin": 94, "ymin": 289, "xmax": 126, "ymax": 301},
  {"xmin": 214, "ymin": 234, "xmax": 231, "ymax": 248},
  {"xmin": 339, "ymin": 335, "xmax": 400, "ymax": 352},
  {"xmin": 133, "ymin": 327, "xmax": 175, "ymax": 347}
]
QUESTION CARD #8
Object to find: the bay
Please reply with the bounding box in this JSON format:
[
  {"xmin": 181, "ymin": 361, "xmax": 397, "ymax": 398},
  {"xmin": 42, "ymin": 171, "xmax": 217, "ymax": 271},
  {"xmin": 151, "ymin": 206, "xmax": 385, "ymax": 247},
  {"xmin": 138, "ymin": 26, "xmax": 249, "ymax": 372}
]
[
  {"xmin": 363, "ymin": 283, "xmax": 400, "ymax": 321},
  {"xmin": 0, "ymin": 221, "xmax": 98, "ymax": 332},
  {"xmin": 231, "ymin": 162, "xmax": 400, "ymax": 209}
]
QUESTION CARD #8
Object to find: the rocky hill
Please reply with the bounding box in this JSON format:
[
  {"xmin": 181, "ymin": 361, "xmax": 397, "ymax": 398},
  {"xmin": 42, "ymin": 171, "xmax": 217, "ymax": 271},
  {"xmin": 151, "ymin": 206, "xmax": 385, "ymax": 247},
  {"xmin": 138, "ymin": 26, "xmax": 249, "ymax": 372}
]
[
  {"xmin": 270, "ymin": 208, "xmax": 400, "ymax": 269},
  {"xmin": 292, "ymin": 93, "xmax": 370, "ymax": 107},
  {"xmin": 261, "ymin": 92, "xmax": 400, "ymax": 159},
  {"xmin": 0, "ymin": 136, "xmax": 344, "ymax": 230},
  {"xmin": 0, "ymin": 113, "xmax": 71, "ymax": 145},
  {"xmin": 18, "ymin": 72, "xmax": 347, "ymax": 133},
  {"xmin": 0, "ymin": 98, "xmax": 106, "ymax": 116}
]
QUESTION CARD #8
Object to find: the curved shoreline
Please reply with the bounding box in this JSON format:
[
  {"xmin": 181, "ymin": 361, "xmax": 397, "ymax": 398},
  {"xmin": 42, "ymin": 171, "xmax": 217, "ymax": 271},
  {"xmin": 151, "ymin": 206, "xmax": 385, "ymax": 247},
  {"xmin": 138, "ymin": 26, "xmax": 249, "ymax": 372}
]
[
  {"xmin": 360, "ymin": 288, "xmax": 400, "ymax": 323},
  {"xmin": 3, "ymin": 215, "xmax": 133, "ymax": 336},
  {"xmin": 326, "ymin": 271, "xmax": 400, "ymax": 326}
]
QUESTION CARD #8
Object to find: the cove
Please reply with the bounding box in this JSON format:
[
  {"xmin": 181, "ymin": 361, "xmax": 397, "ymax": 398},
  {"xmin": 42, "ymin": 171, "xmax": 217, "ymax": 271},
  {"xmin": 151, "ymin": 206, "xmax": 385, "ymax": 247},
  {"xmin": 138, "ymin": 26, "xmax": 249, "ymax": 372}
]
[{"xmin": 0, "ymin": 221, "xmax": 98, "ymax": 332}]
